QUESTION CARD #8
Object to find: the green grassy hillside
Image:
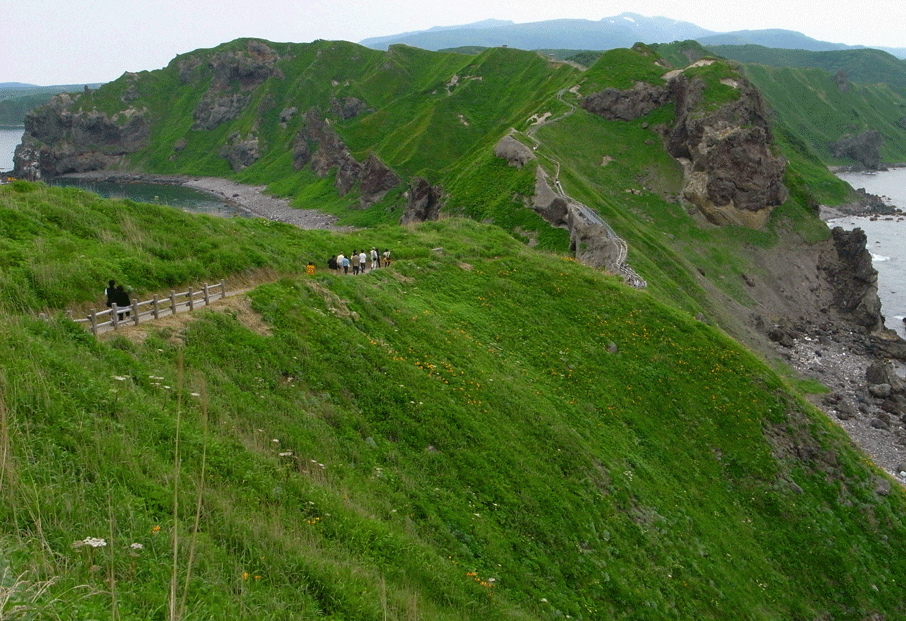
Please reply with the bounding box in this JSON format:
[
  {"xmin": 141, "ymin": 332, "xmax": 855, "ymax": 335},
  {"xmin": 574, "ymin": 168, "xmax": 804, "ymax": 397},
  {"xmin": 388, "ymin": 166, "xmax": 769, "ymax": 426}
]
[
  {"xmin": 3, "ymin": 183, "xmax": 906, "ymax": 619},
  {"xmin": 705, "ymin": 45, "xmax": 906, "ymax": 95}
]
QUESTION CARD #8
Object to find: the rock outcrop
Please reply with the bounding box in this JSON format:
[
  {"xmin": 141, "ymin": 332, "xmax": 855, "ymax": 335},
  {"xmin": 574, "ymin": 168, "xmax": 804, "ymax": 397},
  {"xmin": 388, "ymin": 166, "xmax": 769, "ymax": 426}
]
[
  {"xmin": 665, "ymin": 75, "xmax": 788, "ymax": 227},
  {"xmin": 400, "ymin": 178, "xmax": 444, "ymax": 225},
  {"xmin": 293, "ymin": 108, "xmax": 400, "ymax": 209},
  {"xmin": 823, "ymin": 227, "xmax": 884, "ymax": 333},
  {"xmin": 581, "ymin": 66, "xmax": 788, "ymax": 228},
  {"xmin": 14, "ymin": 91, "xmax": 150, "ymax": 179},
  {"xmin": 581, "ymin": 82, "xmax": 670, "ymax": 121},
  {"xmin": 830, "ymin": 130, "xmax": 883, "ymax": 170},
  {"xmin": 220, "ymin": 132, "xmax": 261, "ymax": 172},
  {"xmin": 494, "ymin": 135, "xmax": 536, "ymax": 168},
  {"xmin": 13, "ymin": 40, "xmax": 284, "ymax": 179}
]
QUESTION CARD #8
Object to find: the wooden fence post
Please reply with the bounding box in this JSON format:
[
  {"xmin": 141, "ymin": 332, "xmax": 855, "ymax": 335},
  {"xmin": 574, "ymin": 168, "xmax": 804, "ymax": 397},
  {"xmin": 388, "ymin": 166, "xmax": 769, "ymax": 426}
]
[
  {"xmin": 187, "ymin": 287, "xmax": 194, "ymax": 311},
  {"xmin": 220, "ymin": 280, "xmax": 226, "ymax": 300},
  {"xmin": 170, "ymin": 290, "xmax": 177, "ymax": 316},
  {"xmin": 89, "ymin": 310, "xmax": 97, "ymax": 335},
  {"xmin": 132, "ymin": 299, "xmax": 139, "ymax": 325},
  {"xmin": 203, "ymin": 283, "xmax": 210, "ymax": 305},
  {"xmin": 153, "ymin": 294, "xmax": 160, "ymax": 319},
  {"xmin": 111, "ymin": 304, "xmax": 119, "ymax": 329}
]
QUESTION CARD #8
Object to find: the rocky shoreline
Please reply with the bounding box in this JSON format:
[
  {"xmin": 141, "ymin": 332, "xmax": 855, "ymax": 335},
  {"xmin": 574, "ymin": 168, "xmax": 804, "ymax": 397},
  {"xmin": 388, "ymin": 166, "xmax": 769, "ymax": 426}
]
[{"xmin": 780, "ymin": 200, "xmax": 906, "ymax": 483}]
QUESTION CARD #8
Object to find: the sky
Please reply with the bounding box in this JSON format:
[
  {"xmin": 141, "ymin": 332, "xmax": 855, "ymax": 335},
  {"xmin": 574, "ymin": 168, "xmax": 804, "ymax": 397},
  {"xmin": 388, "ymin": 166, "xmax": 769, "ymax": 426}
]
[{"xmin": 1, "ymin": 0, "xmax": 902, "ymax": 86}]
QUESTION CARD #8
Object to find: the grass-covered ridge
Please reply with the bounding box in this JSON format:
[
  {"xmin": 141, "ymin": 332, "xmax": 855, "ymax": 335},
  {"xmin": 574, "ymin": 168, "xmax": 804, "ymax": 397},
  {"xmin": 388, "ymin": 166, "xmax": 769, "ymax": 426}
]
[{"xmin": 2, "ymin": 184, "xmax": 906, "ymax": 619}]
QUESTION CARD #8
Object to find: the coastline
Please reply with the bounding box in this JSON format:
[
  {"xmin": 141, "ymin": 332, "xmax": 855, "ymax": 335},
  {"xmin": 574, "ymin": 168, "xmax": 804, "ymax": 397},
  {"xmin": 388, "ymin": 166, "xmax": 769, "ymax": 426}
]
[{"xmin": 60, "ymin": 171, "xmax": 355, "ymax": 232}]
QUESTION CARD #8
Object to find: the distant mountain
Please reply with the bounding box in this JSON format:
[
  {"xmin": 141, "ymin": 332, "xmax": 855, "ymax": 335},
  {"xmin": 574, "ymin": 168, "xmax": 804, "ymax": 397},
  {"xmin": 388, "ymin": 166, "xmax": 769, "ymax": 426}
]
[
  {"xmin": 358, "ymin": 18, "xmax": 515, "ymax": 49},
  {"xmin": 700, "ymin": 29, "xmax": 906, "ymax": 58},
  {"xmin": 359, "ymin": 14, "xmax": 906, "ymax": 59},
  {"xmin": 359, "ymin": 13, "xmax": 714, "ymax": 51},
  {"xmin": 698, "ymin": 29, "xmax": 852, "ymax": 52},
  {"xmin": 0, "ymin": 82, "xmax": 39, "ymax": 89}
]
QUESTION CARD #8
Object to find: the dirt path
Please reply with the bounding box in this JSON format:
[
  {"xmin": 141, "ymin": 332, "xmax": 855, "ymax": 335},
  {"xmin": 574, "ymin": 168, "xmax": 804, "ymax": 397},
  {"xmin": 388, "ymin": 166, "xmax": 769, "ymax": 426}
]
[{"xmin": 98, "ymin": 288, "xmax": 270, "ymax": 345}]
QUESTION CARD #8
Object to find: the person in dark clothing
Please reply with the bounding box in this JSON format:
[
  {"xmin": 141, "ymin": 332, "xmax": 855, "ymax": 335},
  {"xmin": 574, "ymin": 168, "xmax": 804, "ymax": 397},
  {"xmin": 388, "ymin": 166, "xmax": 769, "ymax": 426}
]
[
  {"xmin": 114, "ymin": 285, "xmax": 130, "ymax": 320},
  {"xmin": 105, "ymin": 280, "xmax": 116, "ymax": 308},
  {"xmin": 328, "ymin": 255, "xmax": 338, "ymax": 271}
]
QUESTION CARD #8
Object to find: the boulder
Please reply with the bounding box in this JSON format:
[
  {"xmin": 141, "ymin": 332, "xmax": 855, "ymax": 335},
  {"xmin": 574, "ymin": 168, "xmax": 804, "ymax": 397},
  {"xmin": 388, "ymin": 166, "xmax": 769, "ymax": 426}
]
[
  {"xmin": 866, "ymin": 361, "xmax": 905, "ymax": 392},
  {"xmin": 494, "ymin": 135, "xmax": 536, "ymax": 168}
]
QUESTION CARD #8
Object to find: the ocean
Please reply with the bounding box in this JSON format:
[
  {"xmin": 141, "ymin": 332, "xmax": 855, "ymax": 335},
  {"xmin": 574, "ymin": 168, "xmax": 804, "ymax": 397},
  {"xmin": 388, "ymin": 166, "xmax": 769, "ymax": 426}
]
[
  {"xmin": 0, "ymin": 127, "xmax": 244, "ymax": 217},
  {"xmin": 0, "ymin": 126, "xmax": 24, "ymax": 172},
  {"xmin": 829, "ymin": 168, "xmax": 906, "ymax": 337}
]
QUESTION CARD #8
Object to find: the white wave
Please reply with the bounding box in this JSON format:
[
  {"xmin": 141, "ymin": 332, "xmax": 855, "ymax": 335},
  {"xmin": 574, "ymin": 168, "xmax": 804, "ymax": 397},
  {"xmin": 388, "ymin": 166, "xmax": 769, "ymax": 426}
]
[{"xmin": 871, "ymin": 253, "xmax": 891, "ymax": 262}]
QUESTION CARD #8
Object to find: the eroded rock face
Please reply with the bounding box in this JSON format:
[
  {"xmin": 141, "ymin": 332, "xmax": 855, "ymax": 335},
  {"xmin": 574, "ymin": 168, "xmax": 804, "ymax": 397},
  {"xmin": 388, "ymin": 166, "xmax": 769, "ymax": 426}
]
[
  {"xmin": 581, "ymin": 70, "xmax": 788, "ymax": 228},
  {"xmin": 207, "ymin": 41, "xmax": 283, "ymax": 92},
  {"xmin": 220, "ymin": 132, "xmax": 261, "ymax": 172},
  {"xmin": 14, "ymin": 93, "xmax": 150, "ymax": 179},
  {"xmin": 400, "ymin": 178, "xmax": 443, "ymax": 224},
  {"xmin": 830, "ymin": 131, "xmax": 883, "ymax": 170},
  {"xmin": 13, "ymin": 40, "xmax": 283, "ymax": 178},
  {"xmin": 824, "ymin": 227, "xmax": 883, "ymax": 333},
  {"xmin": 330, "ymin": 96, "xmax": 371, "ymax": 120},
  {"xmin": 192, "ymin": 41, "xmax": 283, "ymax": 132},
  {"xmin": 293, "ymin": 108, "xmax": 401, "ymax": 208},
  {"xmin": 581, "ymin": 82, "xmax": 670, "ymax": 121},
  {"xmin": 666, "ymin": 75, "xmax": 788, "ymax": 227},
  {"xmin": 360, "ymin": 154, "xmax": 401, "ymax": 207}
]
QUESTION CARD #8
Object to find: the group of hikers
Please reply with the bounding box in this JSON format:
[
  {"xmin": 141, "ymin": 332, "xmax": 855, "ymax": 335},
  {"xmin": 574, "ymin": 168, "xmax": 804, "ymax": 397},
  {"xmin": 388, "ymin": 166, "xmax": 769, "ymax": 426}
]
[{"xmin": 328, "ymin": 247, "xmax": 390, "ymax": 275}]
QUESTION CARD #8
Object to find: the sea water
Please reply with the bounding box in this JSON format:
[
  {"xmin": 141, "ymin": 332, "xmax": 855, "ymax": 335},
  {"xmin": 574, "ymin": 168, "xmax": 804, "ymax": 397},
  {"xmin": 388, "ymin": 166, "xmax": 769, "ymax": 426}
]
[
  {"xmin": 50, "ymin": 177, "xmax": 246, "ymax": 218},
  {"xmin": 0, "ymin": 126, "xmax": 24, "ymax": 171},
  {"xmin": 1, "ymin": 127, "xmax": 245, "ymax": 217},
  {"xmin": 830, "ymin": 168, "xmax": 906, "ymax": 337}
]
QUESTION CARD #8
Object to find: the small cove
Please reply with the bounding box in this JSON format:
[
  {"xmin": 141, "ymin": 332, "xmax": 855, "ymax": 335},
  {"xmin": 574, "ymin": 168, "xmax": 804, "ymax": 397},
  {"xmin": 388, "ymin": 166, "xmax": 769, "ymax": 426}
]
[{"xmin": 49, "ymin": 177, "xmax": 249, "ymax": 218}]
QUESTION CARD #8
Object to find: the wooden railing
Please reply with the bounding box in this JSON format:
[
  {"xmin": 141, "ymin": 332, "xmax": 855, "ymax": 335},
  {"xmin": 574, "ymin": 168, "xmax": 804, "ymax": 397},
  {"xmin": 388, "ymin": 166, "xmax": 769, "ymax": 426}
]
[{"xmin": 67, "ymin": 281, "xmax": 228, "ymax": 335}]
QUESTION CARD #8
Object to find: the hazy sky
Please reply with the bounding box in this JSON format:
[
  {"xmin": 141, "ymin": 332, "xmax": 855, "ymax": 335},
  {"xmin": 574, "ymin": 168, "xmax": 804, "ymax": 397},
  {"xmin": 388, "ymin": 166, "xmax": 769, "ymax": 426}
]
[{"xmin": 2, "ymin": 0, "xmax": 902, "ymax": 85}]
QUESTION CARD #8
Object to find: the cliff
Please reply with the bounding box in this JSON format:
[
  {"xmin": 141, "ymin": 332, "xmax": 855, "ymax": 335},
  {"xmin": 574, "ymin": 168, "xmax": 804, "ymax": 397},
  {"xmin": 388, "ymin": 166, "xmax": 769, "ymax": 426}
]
[{"xmin": 582, "ymin": 60, "xmax": 789, "ymax": 228}]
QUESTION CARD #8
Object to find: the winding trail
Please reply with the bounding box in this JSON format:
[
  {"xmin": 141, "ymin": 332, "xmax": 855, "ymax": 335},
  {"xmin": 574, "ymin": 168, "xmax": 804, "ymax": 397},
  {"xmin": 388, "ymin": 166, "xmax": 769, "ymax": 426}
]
[{"xmin": 518, "ymin": 88, "xmax": 647, "ymax": 288}]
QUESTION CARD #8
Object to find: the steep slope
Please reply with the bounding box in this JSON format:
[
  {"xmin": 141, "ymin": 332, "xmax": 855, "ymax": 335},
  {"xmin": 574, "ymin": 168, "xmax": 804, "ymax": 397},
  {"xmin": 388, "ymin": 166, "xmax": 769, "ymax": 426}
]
[
  {"xmin": 12, "ymin": 40, "xmax": 905, "ymax": 383},
  {"xmin": 3, "ymin": 184, "xmax": 906, "ymax": 619},
  {"xmin": 705, "ymin": 45, "xmax": 906, "ymax": 94}
]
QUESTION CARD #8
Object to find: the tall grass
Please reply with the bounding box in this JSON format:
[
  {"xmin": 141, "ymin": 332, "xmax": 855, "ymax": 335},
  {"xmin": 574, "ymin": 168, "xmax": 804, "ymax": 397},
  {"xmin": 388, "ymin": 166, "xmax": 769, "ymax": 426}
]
[{"xmin": 2, "ymin": 213, "xmax": 906, "ymax": 618}]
